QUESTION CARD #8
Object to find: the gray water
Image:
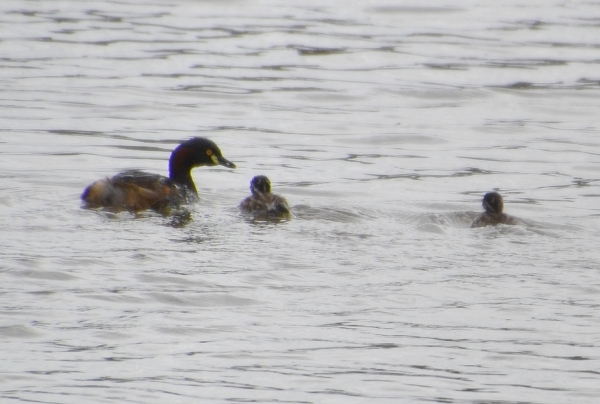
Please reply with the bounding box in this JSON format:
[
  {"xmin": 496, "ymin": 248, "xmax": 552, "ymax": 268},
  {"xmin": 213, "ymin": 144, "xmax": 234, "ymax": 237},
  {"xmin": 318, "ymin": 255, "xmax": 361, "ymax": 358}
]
[{"xmin": 1, "ymin": 1, "xmax": 600, "ymax": 403}]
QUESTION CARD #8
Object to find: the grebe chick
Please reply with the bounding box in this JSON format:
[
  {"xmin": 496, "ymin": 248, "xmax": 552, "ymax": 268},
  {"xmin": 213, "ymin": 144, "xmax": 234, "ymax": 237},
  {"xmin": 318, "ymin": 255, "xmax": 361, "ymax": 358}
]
[
  {"xmin": 471, "ymin": 192, "xmax": 517, "ymax": 228},
  {"xmin": 239, "ymin": 175, "xmax": 290, "ymax": 218},
  {"xmin": 82, "ymin": 137, "xmax": 235, "ymax": 213}
]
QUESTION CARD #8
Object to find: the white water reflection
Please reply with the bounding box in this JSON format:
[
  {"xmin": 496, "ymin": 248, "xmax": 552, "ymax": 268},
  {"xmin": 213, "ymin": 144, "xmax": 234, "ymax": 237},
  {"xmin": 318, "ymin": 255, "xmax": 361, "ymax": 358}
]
[{"xmin": 1, "ymin": 0, "xmax": 600, "ymax": 403}]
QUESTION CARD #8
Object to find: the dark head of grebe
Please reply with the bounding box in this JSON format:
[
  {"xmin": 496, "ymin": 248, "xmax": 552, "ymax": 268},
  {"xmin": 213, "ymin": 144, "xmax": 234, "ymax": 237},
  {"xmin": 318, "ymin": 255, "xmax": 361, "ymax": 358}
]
[
  {"xmin": 482, "ymin": 191, "xmax": 504, "ymax": 214},
  {"xmin": 168, "ymin": 137, "xmax": 236, "ymax": 195},
  {"xmin": 249, "ymin": 175, "xmax": 271, "ymax": 195}
]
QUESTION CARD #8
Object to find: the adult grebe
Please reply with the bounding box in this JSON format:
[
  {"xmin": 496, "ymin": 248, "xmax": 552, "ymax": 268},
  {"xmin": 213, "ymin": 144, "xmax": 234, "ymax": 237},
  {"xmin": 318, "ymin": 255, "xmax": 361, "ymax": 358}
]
[{"xmin": 82, "ymin": 137, "xmax": 235, "ymax": 212}]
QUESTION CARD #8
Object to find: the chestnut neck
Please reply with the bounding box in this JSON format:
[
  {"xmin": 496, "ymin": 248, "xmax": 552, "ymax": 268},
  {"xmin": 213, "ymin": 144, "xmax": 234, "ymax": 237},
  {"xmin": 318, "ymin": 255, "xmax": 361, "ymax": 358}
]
[{"xmin": 169, "ymin": 146, "xmax": 198, "ymax": 195}]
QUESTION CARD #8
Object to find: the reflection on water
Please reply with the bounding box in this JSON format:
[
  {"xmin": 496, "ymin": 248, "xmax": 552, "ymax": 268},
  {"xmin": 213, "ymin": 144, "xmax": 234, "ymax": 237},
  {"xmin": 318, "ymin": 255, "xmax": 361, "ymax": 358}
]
[{"xmin": 2, "ymin": 0, "xmax": 600, "ymax": 403}]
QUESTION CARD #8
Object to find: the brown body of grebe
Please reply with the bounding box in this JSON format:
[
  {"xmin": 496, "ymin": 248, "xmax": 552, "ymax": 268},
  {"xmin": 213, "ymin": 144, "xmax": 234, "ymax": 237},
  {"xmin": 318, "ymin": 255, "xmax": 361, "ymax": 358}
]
[
  {"xmin": 81, "ymin": 137, "xmax": 235, "ymax": 213},
  {"xmin": 239, "ymin": 175, "xmax": 290, "ymax": 218},
  {"xmin": 471, "ymin": 191, "xmax": 517, "ymax": 228}
]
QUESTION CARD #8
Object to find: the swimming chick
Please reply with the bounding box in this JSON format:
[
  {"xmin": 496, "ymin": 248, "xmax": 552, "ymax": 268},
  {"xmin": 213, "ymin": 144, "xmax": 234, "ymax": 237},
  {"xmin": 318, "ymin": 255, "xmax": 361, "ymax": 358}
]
[
  {"xmin": 81, "ymin": 137, "xmax": 235, "ymax": 213},
  {"xmin": 239, "ymin": 175, "xmax": 291, "ymax": 218},
  {"xmin": 471, "ymin": 191, "xmax": 517, "ymax": 228}
]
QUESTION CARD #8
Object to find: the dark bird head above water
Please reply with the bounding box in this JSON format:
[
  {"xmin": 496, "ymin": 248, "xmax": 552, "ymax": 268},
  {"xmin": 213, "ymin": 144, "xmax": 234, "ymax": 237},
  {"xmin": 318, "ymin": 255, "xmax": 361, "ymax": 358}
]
[
  {"xmin": 482, "ymin": 191, "xmax": 504, "ymax": 214},
  {"xmin": 169, "ymin": 137, "xmax": 236, "ymax": 194},
  {"xmin": 249, "ymin": 175, "xmax": 271, "ymax": 196}
]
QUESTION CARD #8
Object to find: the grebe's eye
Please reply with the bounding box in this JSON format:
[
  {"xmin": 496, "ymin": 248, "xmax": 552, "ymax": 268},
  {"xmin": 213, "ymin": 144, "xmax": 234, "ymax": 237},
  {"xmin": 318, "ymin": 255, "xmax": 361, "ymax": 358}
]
[{"xmin": 206, "ymin": 149, "xmax": 213, "ymax": 156}]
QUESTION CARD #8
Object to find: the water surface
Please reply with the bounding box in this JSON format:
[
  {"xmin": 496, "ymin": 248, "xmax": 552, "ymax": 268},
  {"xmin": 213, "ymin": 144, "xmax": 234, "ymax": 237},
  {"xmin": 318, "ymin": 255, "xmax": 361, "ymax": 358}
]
[{"xmin": 2, "ymin": 1, "xmax": 600, "ymax": 403}]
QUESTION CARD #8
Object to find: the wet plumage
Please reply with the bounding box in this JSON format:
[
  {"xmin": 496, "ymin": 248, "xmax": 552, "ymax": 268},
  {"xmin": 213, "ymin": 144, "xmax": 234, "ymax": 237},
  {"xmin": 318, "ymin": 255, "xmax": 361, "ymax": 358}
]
[
  {"xmin": 471, "ymin": 191, "xmax": 518, "ymax": 228},
  {"xmin": 81, "ymin": 137, "xmax": 235, "ymax": 213},
  {"xmin": 239, "ymin": 175, "xmax": 290, "ymax": 218}
]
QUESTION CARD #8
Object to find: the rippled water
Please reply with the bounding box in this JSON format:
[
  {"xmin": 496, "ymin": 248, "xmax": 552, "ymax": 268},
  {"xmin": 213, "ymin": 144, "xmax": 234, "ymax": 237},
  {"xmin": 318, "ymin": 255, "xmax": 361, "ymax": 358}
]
[{"xmin": 2, "ymin": 1, "xmax": 600, "ymax": 403}]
